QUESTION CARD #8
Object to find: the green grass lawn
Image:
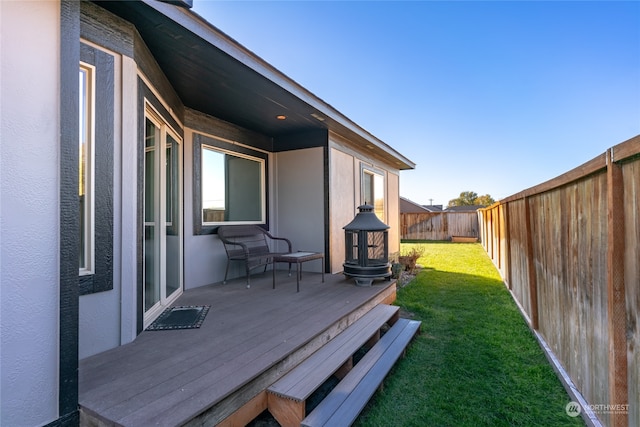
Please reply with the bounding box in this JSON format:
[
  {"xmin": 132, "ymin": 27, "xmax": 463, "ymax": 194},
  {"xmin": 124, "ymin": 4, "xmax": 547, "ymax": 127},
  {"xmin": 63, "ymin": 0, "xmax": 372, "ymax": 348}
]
[{"xmin": 355, "ymin": 242, "xmax": 584, "ymax": 427}]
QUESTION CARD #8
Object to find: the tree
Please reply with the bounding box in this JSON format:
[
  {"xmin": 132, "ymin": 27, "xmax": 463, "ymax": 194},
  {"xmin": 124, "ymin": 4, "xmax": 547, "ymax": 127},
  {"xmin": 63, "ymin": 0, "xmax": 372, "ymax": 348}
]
[
  {"xmin": 474, "ymin": 194, "xmax": 495, "ymax": 206},
  {"xmin": 448, "ymin": 191, "xmax": 495, "ymax": 207}
]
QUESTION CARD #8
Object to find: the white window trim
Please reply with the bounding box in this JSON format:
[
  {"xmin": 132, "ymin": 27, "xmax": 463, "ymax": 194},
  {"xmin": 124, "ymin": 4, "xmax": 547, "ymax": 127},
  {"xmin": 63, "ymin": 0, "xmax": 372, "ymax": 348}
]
[
  {"xmin": 79, "ymin": 62, "xmax": 96, "ymax": 276},
  {"xmin": 201, "ymin": 144, "xmax": 266, "ymax": 226}
]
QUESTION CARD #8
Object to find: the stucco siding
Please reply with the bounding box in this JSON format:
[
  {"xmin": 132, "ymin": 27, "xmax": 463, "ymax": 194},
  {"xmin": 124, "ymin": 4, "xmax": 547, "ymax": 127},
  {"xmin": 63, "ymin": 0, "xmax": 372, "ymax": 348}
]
[
  {"xmin": 119, "ymin": 55, "xmax": 140, "ymax": 345},
  {"xmin": 329, "ymin": 139, "xmax": 403, "ymax": 274},
  {"xmin": 329, "ymin": 148, "xmax": 357, "ymax": 273},
  {"xmin": 0, "ymin": 2, "xmax": 61, "ymax": 425},
  {"xmin": 79, "ymin": 2, "xmax": 140, "ymax": 351},
  {"xmin": 182, "ymin": 125, "xmax": 275, "ymax": 290},
  {"xmin": 387, "ymin": 171, "xmax": 401, "ymax": 257},
  {"xmin": 182, "ymin": 128, "xmax": 215, "ymax": 290},
  {"xmin": 78, "ymin": 1, "xmax": 186, "ymax": 354},
  {"xmin": 275, "ymin": 148, "xmax": 325, "ymax": 266},
  {"xmin": 78, "ymin": 42, "xmax": 125, "ymax": 359}
]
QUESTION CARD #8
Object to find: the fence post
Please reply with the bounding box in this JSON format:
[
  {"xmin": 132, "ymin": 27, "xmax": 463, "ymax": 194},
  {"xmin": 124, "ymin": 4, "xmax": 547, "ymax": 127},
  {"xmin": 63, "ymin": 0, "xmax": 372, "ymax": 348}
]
[{"xmin": 606, "ymin": 148, "xmax": 628, "ymax": 427}]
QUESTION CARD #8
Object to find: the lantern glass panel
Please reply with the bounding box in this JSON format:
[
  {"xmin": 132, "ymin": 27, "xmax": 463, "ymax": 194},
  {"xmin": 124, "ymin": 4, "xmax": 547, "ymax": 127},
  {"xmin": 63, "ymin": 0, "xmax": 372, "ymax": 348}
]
[
  {"xmin": 345, "ymin": 230, "xmax": 358, "ymax": 263},
  {"xmin": 366, "ymin": 231, "xmax": 384, "ymax": 263}
]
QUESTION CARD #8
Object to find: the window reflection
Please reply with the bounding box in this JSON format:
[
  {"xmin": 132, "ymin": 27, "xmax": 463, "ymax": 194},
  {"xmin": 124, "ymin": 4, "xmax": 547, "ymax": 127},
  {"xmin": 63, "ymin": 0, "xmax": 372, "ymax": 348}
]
[
  {"xmin": 202, "ymin": 146, "xmax": 264, "ymax": 224},
  {"xmin": 79, "ymin": 64, "xmax": 94, "ymax": 274},
  {"xmin": 363, "ymin": 169, "xmax": 385, "ymax": 221}
]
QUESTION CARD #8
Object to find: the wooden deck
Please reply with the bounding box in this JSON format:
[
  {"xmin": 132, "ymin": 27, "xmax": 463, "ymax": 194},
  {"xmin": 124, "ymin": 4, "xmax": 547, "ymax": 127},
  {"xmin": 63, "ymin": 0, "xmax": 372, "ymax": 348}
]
[{"xmin": 79, "ymin": 271, "xmax": 397, "ymax": 426}]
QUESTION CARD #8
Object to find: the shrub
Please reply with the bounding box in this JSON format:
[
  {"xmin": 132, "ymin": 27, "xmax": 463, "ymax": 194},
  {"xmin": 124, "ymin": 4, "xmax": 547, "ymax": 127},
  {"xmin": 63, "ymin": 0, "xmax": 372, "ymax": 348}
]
[{"xmin": 398, "ymin": 245, "xmax": 425, "ymax": 273}]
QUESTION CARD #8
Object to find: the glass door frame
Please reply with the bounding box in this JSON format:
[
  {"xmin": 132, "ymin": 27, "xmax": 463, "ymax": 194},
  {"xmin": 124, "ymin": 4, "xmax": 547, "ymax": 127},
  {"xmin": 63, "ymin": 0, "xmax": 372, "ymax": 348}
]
[{"xmin": 143, "ymin": 103, "xmax": 183, "ymax": 328}]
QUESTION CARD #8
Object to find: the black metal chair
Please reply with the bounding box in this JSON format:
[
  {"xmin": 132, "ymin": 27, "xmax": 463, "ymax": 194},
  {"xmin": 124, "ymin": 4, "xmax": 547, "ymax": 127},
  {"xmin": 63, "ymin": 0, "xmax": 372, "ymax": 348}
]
[{"xmin": 217, "ymin": 225, "xmax": 292, "ymax": 288}]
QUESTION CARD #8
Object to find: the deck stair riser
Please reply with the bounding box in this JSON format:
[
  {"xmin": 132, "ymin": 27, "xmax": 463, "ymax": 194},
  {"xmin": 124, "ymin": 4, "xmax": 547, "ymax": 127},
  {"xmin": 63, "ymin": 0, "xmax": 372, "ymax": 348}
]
[
  {"xmin": 267, "ymin": 304, "xmax": 400, "ymax": 427},
  {"xmin": 301, "ymin": 318, "xmax": 421, "ymax": 427}
]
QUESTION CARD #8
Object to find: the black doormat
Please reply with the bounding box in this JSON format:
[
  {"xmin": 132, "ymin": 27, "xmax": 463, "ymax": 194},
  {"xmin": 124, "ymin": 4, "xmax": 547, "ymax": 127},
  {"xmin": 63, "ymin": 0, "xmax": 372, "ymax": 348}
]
[{"xmin": 146, "ymin": 305, "xmax": 210, "ymax": 331}]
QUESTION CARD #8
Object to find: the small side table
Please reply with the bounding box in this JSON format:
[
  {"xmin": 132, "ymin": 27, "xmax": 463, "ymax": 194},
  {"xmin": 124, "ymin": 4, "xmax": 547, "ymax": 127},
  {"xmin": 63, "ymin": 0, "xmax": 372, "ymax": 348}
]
[{"xmin": 272, "ymin": 251, "xmax": 325, "ymax": 292}]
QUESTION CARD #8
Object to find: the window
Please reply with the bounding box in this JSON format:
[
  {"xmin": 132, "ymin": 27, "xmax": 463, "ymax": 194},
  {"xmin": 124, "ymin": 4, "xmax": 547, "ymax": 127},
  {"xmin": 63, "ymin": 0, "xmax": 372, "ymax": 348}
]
[
  {"xmin": 201, "ymin": 145, "xmax": 265, "ymax": 225},
  {"xmin": 79, "ymin": 63, "xmax": 95, "ymax": 275},
  {"xmin": 362, "ymin": 167, "xmax": 385, "ymax": 221},
  {"xmin": 78, "ymin": 43, "xmax": 114, "ymax": 295}
]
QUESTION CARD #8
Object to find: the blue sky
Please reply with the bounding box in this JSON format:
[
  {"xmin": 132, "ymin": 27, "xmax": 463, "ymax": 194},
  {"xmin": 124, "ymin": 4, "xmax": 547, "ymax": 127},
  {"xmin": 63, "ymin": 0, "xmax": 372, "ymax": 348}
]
[{"xmin": 193, "ymin": 1, "xmax": 640, "ymax": 207}]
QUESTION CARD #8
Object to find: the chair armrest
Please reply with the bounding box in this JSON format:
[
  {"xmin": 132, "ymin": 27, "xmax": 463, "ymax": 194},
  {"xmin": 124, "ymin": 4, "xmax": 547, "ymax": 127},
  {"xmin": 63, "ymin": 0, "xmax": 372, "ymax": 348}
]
[
  {"xmin": 220, "ymin": 238, "xmax": 252, "ymax": 258},
  {"xmin": 264, "ymin": 233, "xmax": 292, "ymax": 253}
]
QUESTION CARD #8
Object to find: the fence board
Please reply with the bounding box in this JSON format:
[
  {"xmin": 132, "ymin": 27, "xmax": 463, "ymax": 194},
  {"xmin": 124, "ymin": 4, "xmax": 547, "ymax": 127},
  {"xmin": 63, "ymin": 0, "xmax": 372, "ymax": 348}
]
[
  {"xmin": 530, "ymin": 175, "xmax": 610, "ymax": 426},
  {"xmin": 478, "ymin": 134, "xmax": 640, "ymax": 427},
  {"xmin": 623, "ymin": 158, "xmax": 640, "ymax": 427},
  {"xmin": 506, "ymin": 199, "xmax": 532, "ymax": 319},
  {"xmin": 400, "ymin": 212, "xmax": 479, "ymax": 241}
]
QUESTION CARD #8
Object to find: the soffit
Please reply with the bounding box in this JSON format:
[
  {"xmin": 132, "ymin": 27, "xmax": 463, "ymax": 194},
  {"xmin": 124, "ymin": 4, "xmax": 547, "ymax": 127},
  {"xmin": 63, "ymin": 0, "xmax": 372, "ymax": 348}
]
[{"xmin": 94, "ymin": 0, "xmax": 415, "ymax": 170}]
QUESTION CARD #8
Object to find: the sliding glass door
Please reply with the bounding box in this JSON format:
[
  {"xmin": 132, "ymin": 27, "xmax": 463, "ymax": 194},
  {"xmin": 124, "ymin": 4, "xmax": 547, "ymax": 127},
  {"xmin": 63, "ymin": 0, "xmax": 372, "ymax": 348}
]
[{"xmin": 144, "ymin": 108, "xmax": 183, "ymax": 326}]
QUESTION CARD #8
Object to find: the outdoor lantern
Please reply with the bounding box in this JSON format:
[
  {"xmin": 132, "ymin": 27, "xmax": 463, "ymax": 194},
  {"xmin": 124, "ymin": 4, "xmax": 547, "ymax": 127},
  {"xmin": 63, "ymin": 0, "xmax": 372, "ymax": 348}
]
[{"xmin": 343, "ymin": 204, "xmax": 391, "ymax": 286}]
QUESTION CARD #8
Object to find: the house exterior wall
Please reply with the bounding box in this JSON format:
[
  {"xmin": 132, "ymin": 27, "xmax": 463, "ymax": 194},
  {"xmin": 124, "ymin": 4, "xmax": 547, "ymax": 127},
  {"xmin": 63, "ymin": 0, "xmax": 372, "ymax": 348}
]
[
  {"xmin": 78, "ymin": 0, "xmax": 188, "ymax": 355},
  {"xmin": 183, "ymin": 110, "xmax": 275, "ymax": 289},
  {"xmin": 275, "ymin": 147, "xmax": 326, "ymax": 265},
  {"xmin": 119, "ymin": 54, "xmax": 141, "ymax": 351},
  {"xmin": 0, "ymin": 2, "xmax": 61, "ymax": 425},
  {"xmin": 183, "ymin": 127, "xmax": 228, "ymax": 290},
  {"xmin": 328, "ymin": 135, "xmax": 402, "ymax": 273},
  {"xmin": 329, "ymin": 148, "xmax": 357, "ymax": 273},
  {"xmin": 78, "ymin": 3, "xmax": 140, "ymax": 358},
  {"xmin": 78, "ymin": 41, "xmax": 125, "ymax": 359},
  {"xmin": 387, "ymin": 171, "xmax": 401, "ymax": 258},
  {"xmin": 77, "ymin": 1, "xmax": 141, "ymax": 351}
]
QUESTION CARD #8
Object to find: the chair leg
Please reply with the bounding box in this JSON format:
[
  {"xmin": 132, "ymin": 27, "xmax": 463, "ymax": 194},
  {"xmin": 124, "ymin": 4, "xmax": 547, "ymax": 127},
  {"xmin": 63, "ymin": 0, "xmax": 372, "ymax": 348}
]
[
  {"xmin": 223, "ymin": 260, "xmax": 230, "ymax": 285},
  {"xmin": 246, "ymin": 263, "xmax": 251, "ymax": 289}
]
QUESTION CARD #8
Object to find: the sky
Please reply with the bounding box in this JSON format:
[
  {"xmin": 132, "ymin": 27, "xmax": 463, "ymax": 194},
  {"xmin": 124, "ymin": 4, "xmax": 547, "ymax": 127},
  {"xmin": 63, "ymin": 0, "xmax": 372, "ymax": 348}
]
[{"xmin": 192, "ymin": 0, "xmax": 640, "ymax": 207}]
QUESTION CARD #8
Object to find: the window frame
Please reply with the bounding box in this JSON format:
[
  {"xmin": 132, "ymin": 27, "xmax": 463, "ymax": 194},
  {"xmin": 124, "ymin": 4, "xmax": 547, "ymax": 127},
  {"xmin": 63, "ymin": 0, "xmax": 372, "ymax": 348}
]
[
  {"xmin": 193, "ymin": 132, "xmax": 269, "ymax": 234},
  {"xmin": 78, "ymin": 42, "xmax": 114, "ymax": 296},
  {"xmin": 142, "ymin": 102, "xmax": 184, "ymax": 325},
  {"xmin": 361, "ymin": 165, "xmax": 386, "ymax": 222},
  {"xmin": 79, "ymin": 62, "xmax": 96, "ymax": 276},
  {"xmin": 201, "ymin": 144, "xmax": 266, "ymax": 226}
]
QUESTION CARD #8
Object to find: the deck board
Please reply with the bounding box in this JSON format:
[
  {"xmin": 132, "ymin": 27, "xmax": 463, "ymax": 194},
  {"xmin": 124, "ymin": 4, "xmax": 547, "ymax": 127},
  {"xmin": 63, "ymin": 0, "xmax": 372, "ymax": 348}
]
[{"xmin": 79, "ymin": 271, "xmax": 395, "ymax": 426}]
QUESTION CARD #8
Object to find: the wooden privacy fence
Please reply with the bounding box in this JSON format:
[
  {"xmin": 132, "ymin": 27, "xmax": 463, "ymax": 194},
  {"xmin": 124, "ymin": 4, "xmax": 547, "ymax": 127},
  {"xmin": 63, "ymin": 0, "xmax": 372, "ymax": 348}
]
[
  {"xmin": 478, "ymin": 135, "xmax": 639, "ymax": 427},
  {"xmin": 401, "ymin": 211, "xmax": 479, "ymax": 241}
]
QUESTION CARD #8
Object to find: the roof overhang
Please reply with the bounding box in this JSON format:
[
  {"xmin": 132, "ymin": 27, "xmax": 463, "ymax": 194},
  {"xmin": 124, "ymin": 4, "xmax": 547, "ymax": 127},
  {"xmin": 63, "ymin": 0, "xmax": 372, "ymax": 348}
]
[{"xmin": 94, "ymin": 0, "xmax": 415, "ymax": 170}]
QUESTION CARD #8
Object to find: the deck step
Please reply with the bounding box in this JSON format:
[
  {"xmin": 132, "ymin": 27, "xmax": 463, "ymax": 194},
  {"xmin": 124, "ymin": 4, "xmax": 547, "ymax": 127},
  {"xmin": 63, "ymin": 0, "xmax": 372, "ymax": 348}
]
[
  {"xmin": 267, "ymin": 304, "xmax": 400, "ymax": 427},
  {"xmin": 301, "ymin": 318, "xmax": 421, "ymax": 427}
]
